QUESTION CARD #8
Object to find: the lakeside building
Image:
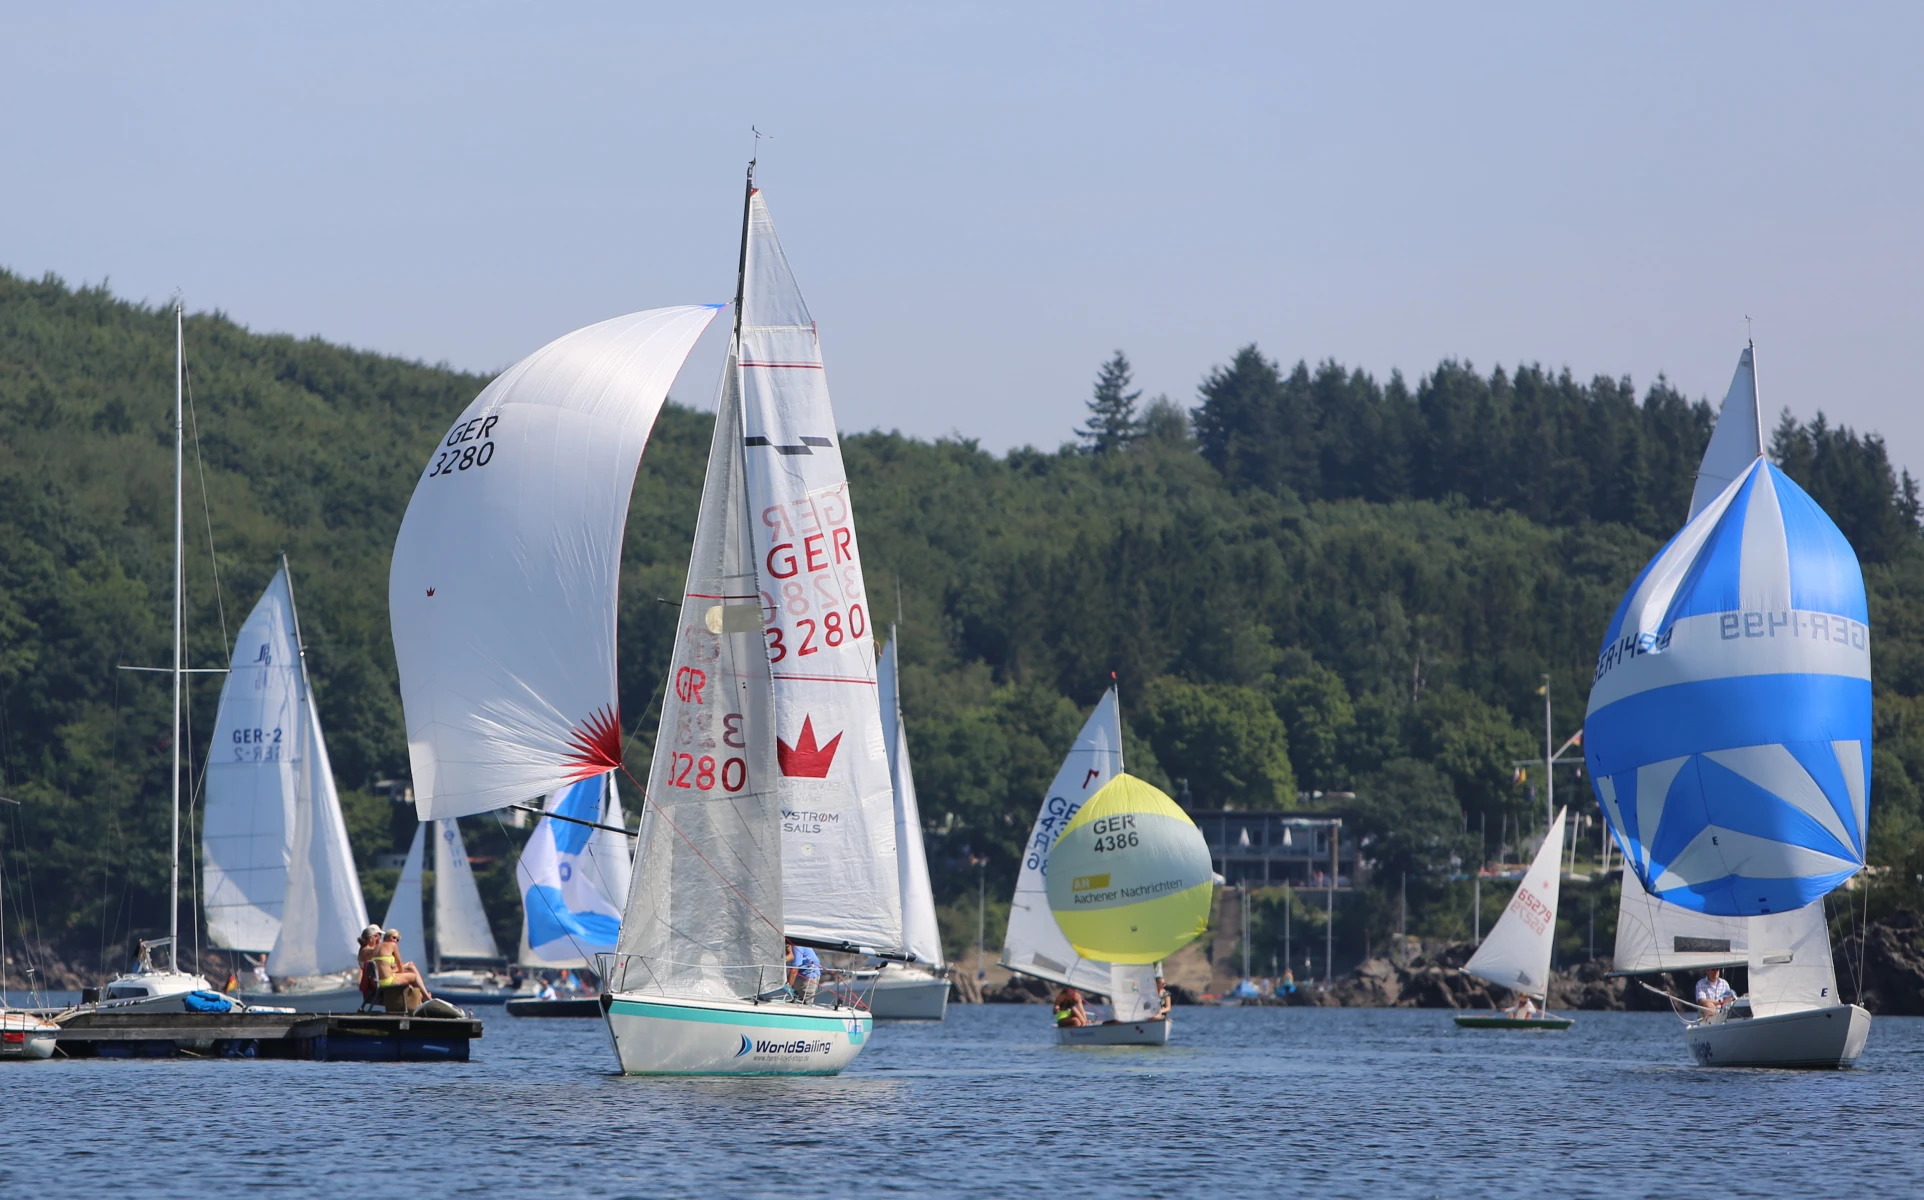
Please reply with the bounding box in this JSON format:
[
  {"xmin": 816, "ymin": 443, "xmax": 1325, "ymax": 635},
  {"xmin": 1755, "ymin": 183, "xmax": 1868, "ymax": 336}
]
[{"xmin": 1185, "ymin": 810, "xmax": 1359, "ymax": 890}]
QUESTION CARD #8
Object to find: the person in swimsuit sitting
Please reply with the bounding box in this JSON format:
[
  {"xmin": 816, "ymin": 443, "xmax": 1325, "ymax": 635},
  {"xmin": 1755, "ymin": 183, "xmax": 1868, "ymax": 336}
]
[
  {"xmin": 374, "ymin": 929, "xmax": 434, "ymax": 1010},
  {"xmin": 1054, "ymin": 986, "xmax": 1088, "ymax": 1028},
  {"xmin": 356, "ymin": 925, "xmax": 385, "ymax": 1006}
]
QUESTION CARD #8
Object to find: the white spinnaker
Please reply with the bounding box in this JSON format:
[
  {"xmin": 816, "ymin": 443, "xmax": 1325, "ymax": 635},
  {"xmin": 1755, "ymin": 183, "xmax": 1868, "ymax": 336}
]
[
  {"xmin": 1109, "ymin": 963, "xmax": 1162, "ymax": 1022},
  {"xmin": 616, "ymin": 347, "xmax": 786, "ymax": 1001},
  {"xmin": 1612, "ymin": 861, "xmax": 1748, "ymax": 974},
  {"xmin": 202, "ymin": 568, "xmax": 302, "ymax": 953},
  {"xmin": 738, "ymin": 189, "xmax": 901, "ymax": 954},
  {"xmin": 433, "ymin": 818, "xmax": 502, "ymax": 962},
  {"xmin": 1464, "ymin": 808, "xmax": 1566, "ymax": 999},
  {"xmin": 1001, "ymin": 690, "xmax": 1124, "ymax": 993},
  {"xmin": 390, "ymin": 305, "xmax": 722, "ymax": 820},
  {"xmin": 266, "ymin": 683, "xmax": 369, "ymax": 978},
  {"xmin": 879, "ymin": 632, "xmax": 944, "ymax": 967},
  {"xmin": 1687, "ymin": 346, "xmax": 1765, "ymax": 521},
  {"xmin": 383, "ymin": 823, "xmax": 427, "ymax": 956},
  {"xmin": 1747, "ymin": 900, "xmax": 1840, "ymax": 1017}
]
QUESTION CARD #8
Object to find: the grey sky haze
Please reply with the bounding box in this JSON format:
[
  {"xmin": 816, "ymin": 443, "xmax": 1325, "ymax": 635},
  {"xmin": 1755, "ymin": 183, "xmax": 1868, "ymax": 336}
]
[{"xmin": 5, "ymin": 3, "xmax": 1920, "ymax": 473}]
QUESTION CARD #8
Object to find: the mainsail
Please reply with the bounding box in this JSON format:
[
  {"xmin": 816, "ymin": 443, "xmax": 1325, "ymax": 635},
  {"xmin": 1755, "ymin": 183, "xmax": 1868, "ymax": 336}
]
[
  {"xmin": 737, "ymin": 188, "xmax": 902, "ymax": 956},
  {"xmin": 879, "ymin": 631, "xmax": 943, "ymax": 967},
  {"xmin": 390, "ymin": 305, "xmax": 723, "ymax": 820},
  {"xmin": 384, "ymin": 823, "xmax": 427, "ymax": 955},
  {"xmin": 1464, "ymin": 808, "xmax": 1566, "ymax": 999},
  {"xmin": 614, "ymin": 329, "xmax": 786, "ymax": 1001},
  {"xmin": 433, "ymin": 818, "xmax": 502, "ymax": 963},
  {"xmin": 265, "ymin": 645, "xmax": 369, "ymax": 978},
  {"xmin": 1585, "ymin": 346, "xmax": 1870, "ymax": 917},
  {"xmin": 517, "ymin": 773, "xmax": 626, "ymax": 968},
  {"xmin": 1001, "ymin": 690, "xmax": 1125, "ymax": 992},
  {"xmin": 202, "ymin": 568, "xmax": 304, "ymax": 953}
]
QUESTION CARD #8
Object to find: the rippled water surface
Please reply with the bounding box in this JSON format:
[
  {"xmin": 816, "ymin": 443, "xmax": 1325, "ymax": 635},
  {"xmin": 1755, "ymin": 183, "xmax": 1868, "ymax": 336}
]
[{"xmin": 4, "ymin": 1004, "xmax": 1917, "ymax": 1198}]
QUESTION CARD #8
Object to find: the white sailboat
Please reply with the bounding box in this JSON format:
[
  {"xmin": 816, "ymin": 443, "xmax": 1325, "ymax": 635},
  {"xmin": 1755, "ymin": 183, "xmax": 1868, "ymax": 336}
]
[
  {"xmin": 1587, "ymin": 345, "xmax": 1873, "ymax": 1068},
  {"xmin": 845, "ymin": 629, "xmax": 949, "ymax": 1019},
  {"xmin": 1001, "ymin": 689, "xmax": 1170, "ymax": 1046},
  {"xmin": 384, "ymin": 823, "xmax": 427, "ymax": 956},
  {"xmin": 1454, "ymin": 807, "xmax": 1574, "ymax": 1029},
  {"xmin": 601, "ymin": 169, "xmax": 872, "ymax": 1074},
  {"xmin": 426, "ymin": 817, "xmax": 522, "ymax": 1002},
  {"xmin": 98, "ymin": 302, "xmax": 218, "ymax": 1012},
  {"xmin": 215, "ymin": 560, "xmax": 372, "ymax": 1012}
]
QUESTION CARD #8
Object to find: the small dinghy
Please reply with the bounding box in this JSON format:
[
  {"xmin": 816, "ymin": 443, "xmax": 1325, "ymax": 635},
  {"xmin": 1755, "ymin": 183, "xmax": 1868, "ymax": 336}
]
[
  {"xmin": 1453, "ymin": 808, "xmax": 1573, "ymax": 1032},
  {"xmin": 0, "ymin": 1010, "xmax": 58, "ymax": 1060}
]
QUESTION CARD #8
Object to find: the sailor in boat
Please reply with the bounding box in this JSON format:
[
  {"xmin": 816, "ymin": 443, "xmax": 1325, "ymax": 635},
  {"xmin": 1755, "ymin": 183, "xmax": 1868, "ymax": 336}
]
[
  {"xmin": 1504, "ymin": 994, "xmax": 1540, "ymax": 1021},
  {"xmin": 1155, "ymin": 972, "xmax": 1174, "ymax": 1018},
  {"xmin": 1054, "ymin": 987, "xmax": 1089, "ymax": 1028},
  {"xmin": 1694, "ymin": 968, "xmax": 1736, "ymax": 1019},
  {"xmin": 786, "ymin": 940, "xmax": 822, "ymax": 1005}
]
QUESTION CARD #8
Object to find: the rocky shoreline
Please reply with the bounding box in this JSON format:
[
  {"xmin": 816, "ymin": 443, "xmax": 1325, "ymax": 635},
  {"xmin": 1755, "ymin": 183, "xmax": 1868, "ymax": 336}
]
[{"xmin": 960, "ymin": 909, "xmax": 1924, "ymax": 1016}]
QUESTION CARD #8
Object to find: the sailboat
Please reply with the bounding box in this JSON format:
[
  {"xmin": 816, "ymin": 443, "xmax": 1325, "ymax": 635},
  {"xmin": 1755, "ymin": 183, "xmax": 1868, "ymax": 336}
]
[
  {"xmin": 210, "ymin": 559, "xmax": 372, "ymax": 1012},
  {"xmin": 1453, "ymin": 807, "xmax": 1575, "ymax": 1029},
  {"xmin": 97, "ymin": 302, "xmax": 219, "ymax": 1012},
  {"xmin": 424, "ymin": 817, "xmax": 521, "ymax": 1002},
  {"xmin": 1002, "ymin": 690, "xmax": 1176, "ymax": 1046},
  {"xmin": 508, "ymin": 773, "xmax": 631, "ymax": 1016},
  {"xmin": 842, "ymin": 628, "xmax": 950, "ymax": 1019},
  {"xmin": 1586, "ymin": 344, "xmax": 1873, "ymax": 1069}
]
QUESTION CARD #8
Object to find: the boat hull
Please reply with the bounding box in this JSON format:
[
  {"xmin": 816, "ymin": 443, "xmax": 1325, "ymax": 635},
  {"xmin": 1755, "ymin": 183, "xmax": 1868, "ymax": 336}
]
[
  {"xmin": 1, "ymin": 1012, "xmax": 57, "ymax": 1060},
  {"xmin": 236, "ymin": 987, "xmax": 363, "ymax": 1013},
  {"xmin": 506, "ymin": 996, "xmax": 601, "ymax": 1018},
  {"xmin": 1057, "ymin": 1018, "xmax": 1170, "ymax": 1046},
  {"xmin": 1453, "ymin": 1014, "xmax": 1575, "ymax": 1030},
  {"xmin": 1686, "ymin": 1003, "xmax": 1871, "ymax": 1069},
  {"xmin": 858, "ymin": 969, "xmax": 950, "ymax": 1021},
  {"xmin": 603, "ymin": 993, "xmax": 871, "ymax": 1075}
]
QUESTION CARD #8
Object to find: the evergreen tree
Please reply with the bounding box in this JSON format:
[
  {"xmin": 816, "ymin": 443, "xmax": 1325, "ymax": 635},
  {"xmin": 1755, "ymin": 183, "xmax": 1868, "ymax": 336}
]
[{"xmin": 1077, "ymin": 350, "xmax": 1142, "ymax": 454}]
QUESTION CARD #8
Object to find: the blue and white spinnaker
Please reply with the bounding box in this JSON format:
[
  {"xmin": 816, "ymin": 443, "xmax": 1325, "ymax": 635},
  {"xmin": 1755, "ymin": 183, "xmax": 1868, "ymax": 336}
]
[
  {"xmin": 1584, "ymin": 347, "xmax": 1870, "ymax": 918},
  {"xmin": 517, "ymin": 773, "xmax": 627, "ymax": 965}
]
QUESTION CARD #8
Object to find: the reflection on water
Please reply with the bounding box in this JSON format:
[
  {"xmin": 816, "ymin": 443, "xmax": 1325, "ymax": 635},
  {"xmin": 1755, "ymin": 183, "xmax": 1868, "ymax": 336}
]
[{"xmin": 3, "ymin": 1004, "xmax": 1918, "ymax": 1198}]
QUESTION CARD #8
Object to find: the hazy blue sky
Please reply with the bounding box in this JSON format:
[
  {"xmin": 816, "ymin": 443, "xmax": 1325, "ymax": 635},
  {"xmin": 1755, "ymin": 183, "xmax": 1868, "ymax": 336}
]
[{"xmin": 6, "ymin": 4, "xmax": 1920, "ymax": 472}]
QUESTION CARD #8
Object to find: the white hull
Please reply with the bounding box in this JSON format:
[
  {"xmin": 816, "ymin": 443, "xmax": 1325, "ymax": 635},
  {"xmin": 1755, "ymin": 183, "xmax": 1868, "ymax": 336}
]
[
  {"xmin": 855, "ymin": 968, "xmax": 950, "ymax": 1020},
  {"xmin": 1686, "ymin": 1004, "xmax": 1872, "ymax": 1069},
  {"xmin": 1057, "ymin": 1018, "xmax": 1171, "ymax": 1046},
  {"xmin": 604, "ymin": 992, "xmax": 871, "ymax": 1076},
  {"xmin": 1, "ymin": 1012, "xmax": 57, "ymax": 1060},
  {"xmin": 236, "ymin": 987, "xmax": 363, "ymax": 1013},
  {"xmin": 94, "ymin": 971, "xmax": 216, "ymax": 1013}
]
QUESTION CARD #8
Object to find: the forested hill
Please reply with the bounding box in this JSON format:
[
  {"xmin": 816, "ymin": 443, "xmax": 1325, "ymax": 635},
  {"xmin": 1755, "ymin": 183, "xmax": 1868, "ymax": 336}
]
[{"xmin": 4, "ymin": 268, "xmax": 1923, "ymax": 970}]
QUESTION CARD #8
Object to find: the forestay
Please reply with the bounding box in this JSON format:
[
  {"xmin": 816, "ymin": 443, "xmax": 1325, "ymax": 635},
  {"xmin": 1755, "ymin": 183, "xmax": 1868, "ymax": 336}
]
[
  {"xmin": 266, "ymin": 681, "xmax": 369, "ymax": 978},
  {"xmin": 203, "ymin": 568, "xmax": 303, "ymax": 954},
  {"xmin": 879, "ymin": 631, "xmax": 943, "ymax": 967},
  {"xmin": 434, "ymin": 818, "xmax": 502, "ymax": 962},
  {"xmin": 615, "ymin": 355, "xmax": 787, "ymax": 1001},
  {"xmin": 1001, "ymin": 690, "xmax": 1124, "ymax": 992},
  {"xmin": 1612, "ymin": 862, "xmax": 1748, "ymax": 974},
  {"xmin": 737, "ymin": 189, "xmax": 901, "ymax": 955},
  {"xmin": 390, "ymin": 305, "xmax": 722, "ymax": 820},
  {"xmin": 1464, "ymin": 808, "xmax": 1566, "ymax": 999},
  {"xmin": 1585, "ymin": 347, "xmax": 1871, "ymax": 917},
  {"xmin": 517, "ymin": 773, "xmax": 625, "ymax": 968}
]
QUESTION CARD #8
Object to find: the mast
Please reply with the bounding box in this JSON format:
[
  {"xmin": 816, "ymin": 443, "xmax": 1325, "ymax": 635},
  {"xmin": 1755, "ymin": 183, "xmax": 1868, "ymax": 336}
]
[
  {"xmin": 170, "ymin": 301, "xmax": 184, "ymax": 973},
  {"xmin": 733, "ymin": 156, "xmax": 755, "ymax": 343}
]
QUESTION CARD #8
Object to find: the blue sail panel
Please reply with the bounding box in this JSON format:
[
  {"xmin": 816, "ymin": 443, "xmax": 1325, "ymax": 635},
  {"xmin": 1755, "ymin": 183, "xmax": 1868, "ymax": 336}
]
[{"xmin": 1585, "ymin": 458, "xmax": 1871, "ymax": 917}]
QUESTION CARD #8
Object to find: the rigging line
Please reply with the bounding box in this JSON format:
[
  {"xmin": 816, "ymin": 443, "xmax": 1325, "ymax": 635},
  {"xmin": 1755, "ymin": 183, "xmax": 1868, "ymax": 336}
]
[
  {"xmin": 618, "ymin": 761, "xmax": 782, "ymax": 940},
  {"xmin": 181, "ymin": 349, "xmax": 229, "ymax": 650}
]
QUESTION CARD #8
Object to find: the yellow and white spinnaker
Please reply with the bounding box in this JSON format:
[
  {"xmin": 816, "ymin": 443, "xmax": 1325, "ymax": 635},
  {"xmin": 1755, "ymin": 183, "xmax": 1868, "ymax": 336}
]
[{"xmin": 1045, "ymin": 774, "xmax": 1214, "ymax": 964}]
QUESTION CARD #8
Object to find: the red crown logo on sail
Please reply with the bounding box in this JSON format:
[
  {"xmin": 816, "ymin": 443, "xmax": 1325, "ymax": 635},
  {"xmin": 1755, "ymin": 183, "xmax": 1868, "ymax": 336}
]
[
  {"xmin": 777, "ymin": 716, "xmax": 842, "ymax": 778},
  {"xmin": 562, "ymin": 705, "xmax": 623, "ymax": 781}
]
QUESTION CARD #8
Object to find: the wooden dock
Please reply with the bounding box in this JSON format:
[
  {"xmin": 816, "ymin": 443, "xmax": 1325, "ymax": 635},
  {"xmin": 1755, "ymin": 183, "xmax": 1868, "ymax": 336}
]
[{"xmin": 42, "ymin": 1009, "xmax": 483, "ymax": 1061}]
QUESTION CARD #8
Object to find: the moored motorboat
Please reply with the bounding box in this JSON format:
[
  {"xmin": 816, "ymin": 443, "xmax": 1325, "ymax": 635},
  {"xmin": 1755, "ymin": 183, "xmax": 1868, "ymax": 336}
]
[{"xmin": 0, "ymin": 1009, "xmax": 58, "ymax": 1060}]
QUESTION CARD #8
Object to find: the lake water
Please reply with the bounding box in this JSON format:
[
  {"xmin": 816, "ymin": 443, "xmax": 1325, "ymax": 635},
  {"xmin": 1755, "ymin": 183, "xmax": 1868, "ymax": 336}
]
[{"xmin": 4, "ymin": 1003, "xmax": 1917, "ymax": 1198}]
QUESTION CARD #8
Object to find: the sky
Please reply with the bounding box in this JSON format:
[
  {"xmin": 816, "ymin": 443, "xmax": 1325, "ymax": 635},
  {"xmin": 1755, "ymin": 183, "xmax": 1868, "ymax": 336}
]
[{"xmin": 5, "ymin": 3, "xmax": 1920, "ymax": 471}]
